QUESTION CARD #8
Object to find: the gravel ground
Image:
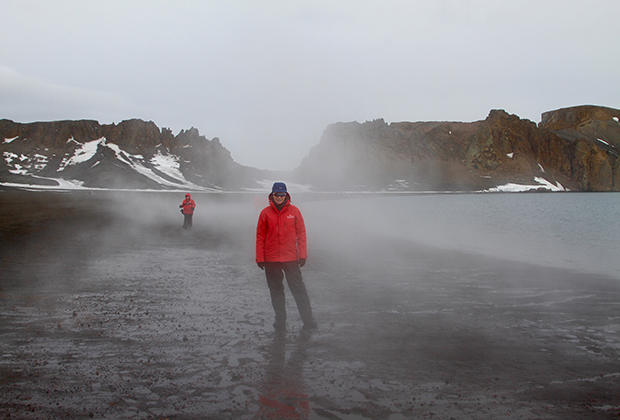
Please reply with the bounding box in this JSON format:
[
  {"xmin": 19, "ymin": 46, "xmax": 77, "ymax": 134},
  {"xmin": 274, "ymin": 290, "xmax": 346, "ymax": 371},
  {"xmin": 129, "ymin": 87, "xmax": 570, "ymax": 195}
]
[{"xmin": 1, "ymin": 190, "xmax": 620, "ymax": 419}]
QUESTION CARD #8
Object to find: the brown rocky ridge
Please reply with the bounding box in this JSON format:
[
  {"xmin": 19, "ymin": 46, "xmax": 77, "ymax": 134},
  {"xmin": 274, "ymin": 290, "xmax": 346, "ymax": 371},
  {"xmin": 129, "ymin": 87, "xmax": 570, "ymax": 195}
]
[
  {"xmin": 0, "ymin": 119, "xmax": 270, "ymax": 190},
  {"xmin": 2, "ymin": 105, "xmax": 619, "ymax": 192},
  {"xmin": 294, "ymin": 105, "xmax": 620, "ymax": 192}
]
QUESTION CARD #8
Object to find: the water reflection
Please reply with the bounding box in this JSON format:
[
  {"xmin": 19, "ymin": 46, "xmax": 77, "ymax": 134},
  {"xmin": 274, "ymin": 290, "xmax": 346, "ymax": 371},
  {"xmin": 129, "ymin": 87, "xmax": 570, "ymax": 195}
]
[{"xmin": 254, "ymin": 329, "xmax": 313, "ymax": 419}]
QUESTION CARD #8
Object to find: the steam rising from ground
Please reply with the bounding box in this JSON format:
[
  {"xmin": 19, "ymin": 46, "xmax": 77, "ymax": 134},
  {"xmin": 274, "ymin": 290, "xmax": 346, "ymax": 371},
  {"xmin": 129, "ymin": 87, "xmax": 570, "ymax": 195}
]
[
  {"xmin": 4, "ymin": 190, "xmax": 618, "ymax": 291},
  {"xmin": 100, "ymin": 191, "xmax": 620, "ymax": 283}
]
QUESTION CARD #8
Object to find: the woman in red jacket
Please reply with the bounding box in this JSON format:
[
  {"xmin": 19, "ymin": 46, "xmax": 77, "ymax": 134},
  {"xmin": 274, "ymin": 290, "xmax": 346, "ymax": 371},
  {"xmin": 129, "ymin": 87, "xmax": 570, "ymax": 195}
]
[
  {"xmin": 179, "ymin": 193, "xmax": 196, "ymax": 229},
  {"xmin": 256, "ymin": 182, "xmax": 317, "ymax": 330}
]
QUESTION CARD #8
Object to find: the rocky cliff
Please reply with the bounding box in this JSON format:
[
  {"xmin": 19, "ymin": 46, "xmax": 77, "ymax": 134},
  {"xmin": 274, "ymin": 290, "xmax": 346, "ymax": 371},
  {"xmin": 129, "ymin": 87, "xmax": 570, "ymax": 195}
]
[
  {"xmin": 3, "ymin": 106, "xmax": 619, "ymax": 192},
  {"xmin": 294, "ymin": 106, "xmax": 620, "ymax": 192},
  {"xmin": 0, "ymin": 119, "xmax": 266, "ymax": 190},
  {"xmin": 540, "ymin": 105, "xmax": 620, "ymax": 191}
]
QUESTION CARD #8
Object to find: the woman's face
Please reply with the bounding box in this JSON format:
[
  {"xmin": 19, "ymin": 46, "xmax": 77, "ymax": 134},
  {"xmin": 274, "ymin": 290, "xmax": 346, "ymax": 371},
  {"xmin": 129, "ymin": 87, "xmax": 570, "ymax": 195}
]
[{"xmin": 273, "ymin": 193, "xmax": 286, "ymax": 204}]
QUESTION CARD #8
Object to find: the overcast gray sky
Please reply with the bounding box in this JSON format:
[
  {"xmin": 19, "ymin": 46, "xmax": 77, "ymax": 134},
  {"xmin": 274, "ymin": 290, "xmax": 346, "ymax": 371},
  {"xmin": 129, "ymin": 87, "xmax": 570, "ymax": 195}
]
[{"xmin": 2, "ymin": 1, "xmax": 619, "ymax": 170}]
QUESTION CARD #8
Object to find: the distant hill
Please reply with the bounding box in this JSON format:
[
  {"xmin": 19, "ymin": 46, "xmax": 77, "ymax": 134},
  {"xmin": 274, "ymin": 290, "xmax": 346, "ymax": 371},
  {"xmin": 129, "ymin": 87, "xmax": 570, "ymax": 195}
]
[
  {"xmin": 2, "ymin": 105, "xmax": 619, "ymax": 192},
  {"xmin": 0, "ymin": 119, "xmax": 272, "ymax": 190},
  {"xmin": 293, "ymin": 105, "xmax": 620, "ymax": 192}
]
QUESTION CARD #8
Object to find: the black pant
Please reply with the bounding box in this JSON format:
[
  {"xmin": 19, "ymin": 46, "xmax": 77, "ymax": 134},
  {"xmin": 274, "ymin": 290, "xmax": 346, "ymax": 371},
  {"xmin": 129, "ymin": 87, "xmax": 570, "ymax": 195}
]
[
  {"xmin": 264, "ymin": 262, "xmax": 314, "ymax": 325},
  {"xmin": 183, "ymin": 213, "xmax": 193, "ymax": 229}
]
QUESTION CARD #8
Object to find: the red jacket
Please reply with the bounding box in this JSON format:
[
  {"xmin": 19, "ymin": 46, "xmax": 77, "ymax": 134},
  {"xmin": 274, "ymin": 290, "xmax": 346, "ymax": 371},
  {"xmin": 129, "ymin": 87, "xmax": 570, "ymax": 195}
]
[
  {"xmin": 180, "ymin": 197, "xmax": 196, "ymax": 214},
  {"xmin": 256, "ymin": 198, "xmax": 307, "ymax": 263}
]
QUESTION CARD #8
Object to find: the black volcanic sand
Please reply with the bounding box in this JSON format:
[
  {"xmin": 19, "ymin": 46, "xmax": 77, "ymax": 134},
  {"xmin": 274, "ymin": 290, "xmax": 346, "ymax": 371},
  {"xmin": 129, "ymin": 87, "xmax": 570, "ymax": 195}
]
[{"xmin": 1, "ymin": 190, "xmax": 620, "ymax": 419}]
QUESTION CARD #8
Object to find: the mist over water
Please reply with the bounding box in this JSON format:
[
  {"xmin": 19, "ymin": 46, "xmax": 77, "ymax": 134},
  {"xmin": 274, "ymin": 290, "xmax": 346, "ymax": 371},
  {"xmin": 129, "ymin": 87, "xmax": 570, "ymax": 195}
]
[
  {"xmin": 8, "ymin": 190, "xmax": 617, "ymax": 282},
  {"xmin": 301, "ymin": 192, "xmax": 620, "ymax": 280}
]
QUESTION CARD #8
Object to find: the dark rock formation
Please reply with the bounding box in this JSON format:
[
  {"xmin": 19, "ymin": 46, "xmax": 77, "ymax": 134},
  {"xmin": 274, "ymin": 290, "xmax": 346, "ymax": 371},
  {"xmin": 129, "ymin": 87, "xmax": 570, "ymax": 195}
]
[
  {"xmin": 0, "ymin": 119, "xmax": 265, "ymax": 190},
  {"xmin": 540, "ymin": 105, "xmax": 620, "ymax": 191},
  {"xmin": 295, "ymin": 106, "xmax": 620, "ymax": 192},
  {"xmin": 3, "ymin": 105, "xmax": 619, "ymax": 192}
]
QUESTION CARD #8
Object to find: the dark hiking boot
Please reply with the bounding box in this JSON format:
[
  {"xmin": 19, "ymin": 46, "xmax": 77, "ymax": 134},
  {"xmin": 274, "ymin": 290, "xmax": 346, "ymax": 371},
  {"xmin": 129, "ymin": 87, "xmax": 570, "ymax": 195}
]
[
  {"xmin": 302, "ymin": 320, "xmax": 318, "ymax": 330},
  {"xmin": 273, "ymin": 320, "xmax": 286, "ymax": 330}
]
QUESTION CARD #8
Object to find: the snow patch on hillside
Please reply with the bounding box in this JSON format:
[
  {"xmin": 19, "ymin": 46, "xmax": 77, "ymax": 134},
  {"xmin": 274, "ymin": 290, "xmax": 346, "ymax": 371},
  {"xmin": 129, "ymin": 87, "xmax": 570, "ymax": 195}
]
[
  {"xmin": 3, "ymin": 152, "xmax": 48, "ymax": 174},
  {"xmin": 150, "ymin": 152, "xmax": 184, "ymax": 182},
  {"xmin": 485, "ymin": 177, "xmax": 566, "ymax": 192},
  {"xmin": 59, "ymin": 138, "xmax": 105, "ymax": 170},
  {"xmin": 246, "ymin": 179, "xmax": 314, "ymax": 193}
]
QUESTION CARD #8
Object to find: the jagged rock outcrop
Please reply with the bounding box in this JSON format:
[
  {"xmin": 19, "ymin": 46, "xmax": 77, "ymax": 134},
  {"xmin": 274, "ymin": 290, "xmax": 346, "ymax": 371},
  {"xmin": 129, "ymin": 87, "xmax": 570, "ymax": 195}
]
[
  {"xmin": 0, "ymin": 119, "xmax": 264, "ymax": 190},
  {"xmin": 295, "ymin": 106, "xmax": 620, "ymax": 192},
  {"xmin": 540, "ymin": 105, "xmax": 620, "ymax": 191}
]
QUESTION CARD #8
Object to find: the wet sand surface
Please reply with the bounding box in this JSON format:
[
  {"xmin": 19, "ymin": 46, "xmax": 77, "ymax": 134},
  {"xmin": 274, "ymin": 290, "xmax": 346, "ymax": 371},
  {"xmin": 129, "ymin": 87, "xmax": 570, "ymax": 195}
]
[{"xmin": 1, "ymin": 190, "xmax": 620, "ymax": 419}]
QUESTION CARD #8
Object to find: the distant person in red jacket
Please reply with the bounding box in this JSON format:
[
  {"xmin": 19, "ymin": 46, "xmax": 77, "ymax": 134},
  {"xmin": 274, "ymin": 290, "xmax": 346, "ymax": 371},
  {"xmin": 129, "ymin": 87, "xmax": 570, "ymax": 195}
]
[
  {"xmin": 179, "ymin": 193, "xmax": 196, "ymax": 229},
  {"xmin": 256, "ymin": 182, "xmax": 317, "ymax": 330}
]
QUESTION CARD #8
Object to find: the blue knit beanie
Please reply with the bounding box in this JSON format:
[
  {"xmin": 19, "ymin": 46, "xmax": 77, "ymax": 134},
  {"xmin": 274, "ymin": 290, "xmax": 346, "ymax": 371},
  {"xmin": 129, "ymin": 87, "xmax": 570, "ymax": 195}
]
[{"xmin": 271, "ymin": 182, "xmax": 287, "ymax": 193}]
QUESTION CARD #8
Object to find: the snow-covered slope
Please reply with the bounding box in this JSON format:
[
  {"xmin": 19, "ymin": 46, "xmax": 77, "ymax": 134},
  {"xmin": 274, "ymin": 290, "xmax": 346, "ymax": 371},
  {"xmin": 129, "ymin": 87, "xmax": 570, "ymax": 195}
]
[{"xmin": 0, "ymin": 118, "xmax": 265, "ymax": 191}]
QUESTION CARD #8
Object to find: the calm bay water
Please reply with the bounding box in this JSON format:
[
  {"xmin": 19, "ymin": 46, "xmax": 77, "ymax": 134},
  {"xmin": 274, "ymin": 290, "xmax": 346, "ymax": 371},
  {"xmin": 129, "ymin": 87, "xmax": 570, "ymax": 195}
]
[{"xmin": 303, "ymin": 192, "xmax": 620, "ymax": 280}]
